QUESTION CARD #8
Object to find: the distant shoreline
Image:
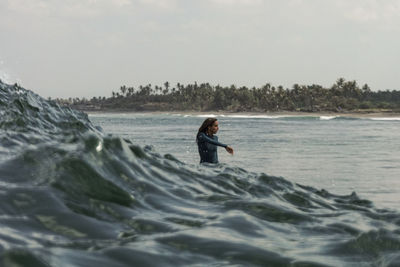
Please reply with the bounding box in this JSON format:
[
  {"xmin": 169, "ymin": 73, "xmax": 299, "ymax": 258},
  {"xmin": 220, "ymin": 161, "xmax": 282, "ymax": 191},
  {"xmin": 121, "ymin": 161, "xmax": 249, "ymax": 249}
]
[
  {"xmin": 82, "ymin": 109, "xmax": 400, "ymax": 118},
  {"xmin": 57, "ymin": 79, "xmax": 400, "ymax": 116}
]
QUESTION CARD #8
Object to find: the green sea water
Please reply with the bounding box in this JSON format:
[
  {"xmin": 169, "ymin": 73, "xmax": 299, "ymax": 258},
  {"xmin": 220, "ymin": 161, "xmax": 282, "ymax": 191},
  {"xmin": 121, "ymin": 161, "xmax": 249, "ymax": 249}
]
[
  {"xmin": 2, "ymin": 80, "xmax": 400, "ymax": 266},
  {"xmin": 90, "ymin": 112, "xmax": 400, "ymax": 210}
]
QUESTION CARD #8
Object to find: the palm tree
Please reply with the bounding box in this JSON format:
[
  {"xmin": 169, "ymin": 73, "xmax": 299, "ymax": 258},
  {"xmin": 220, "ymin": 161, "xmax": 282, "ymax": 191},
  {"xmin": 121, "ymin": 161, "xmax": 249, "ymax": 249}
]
[{"xmin": 120, "ymin": 85, "xmax": 127, "ymax": 96}]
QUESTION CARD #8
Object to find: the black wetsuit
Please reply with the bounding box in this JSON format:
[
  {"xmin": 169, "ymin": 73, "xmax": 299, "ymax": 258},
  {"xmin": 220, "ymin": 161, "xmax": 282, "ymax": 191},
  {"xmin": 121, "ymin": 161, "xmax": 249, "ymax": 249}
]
[{"xmin": 196, "ymin": 132, "xmax": 228, "ymax": 163}]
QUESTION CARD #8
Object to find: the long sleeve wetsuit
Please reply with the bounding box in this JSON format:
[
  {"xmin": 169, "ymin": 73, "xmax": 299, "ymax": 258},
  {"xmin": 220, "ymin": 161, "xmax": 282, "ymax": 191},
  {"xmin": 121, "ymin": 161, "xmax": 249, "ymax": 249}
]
[{"xmin": 196, "ymin": 132, "xmax": 228, "ymax": 163}]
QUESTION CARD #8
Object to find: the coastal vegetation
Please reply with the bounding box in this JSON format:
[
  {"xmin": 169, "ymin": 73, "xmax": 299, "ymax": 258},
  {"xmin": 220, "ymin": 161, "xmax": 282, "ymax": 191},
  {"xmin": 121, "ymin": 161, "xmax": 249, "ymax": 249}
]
[{"xmin": 55, "ymin": 78, "xmax": 400, "ymax": 113}]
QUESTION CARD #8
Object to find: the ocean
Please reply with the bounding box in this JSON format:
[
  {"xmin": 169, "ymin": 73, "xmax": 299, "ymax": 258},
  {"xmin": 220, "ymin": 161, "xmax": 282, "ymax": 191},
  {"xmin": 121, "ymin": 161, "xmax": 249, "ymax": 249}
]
[
  {"xmin": 1, "ymin": 80, "xmax": 400, "ymax": 266},
  {"xmin": 89, "ymin": 112, "xmax": 400, "ymax": 210}
]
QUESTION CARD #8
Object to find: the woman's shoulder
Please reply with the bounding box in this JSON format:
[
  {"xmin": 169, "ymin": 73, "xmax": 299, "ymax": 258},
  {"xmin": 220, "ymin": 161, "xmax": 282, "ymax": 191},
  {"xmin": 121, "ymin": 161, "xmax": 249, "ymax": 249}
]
[
  {"xmin": 197, "ymin": 132, "xmax": 213, "ymax": 140},
  {"xmin": 196, "ymin": 132, "xmax": 205, "ymax": 140}
]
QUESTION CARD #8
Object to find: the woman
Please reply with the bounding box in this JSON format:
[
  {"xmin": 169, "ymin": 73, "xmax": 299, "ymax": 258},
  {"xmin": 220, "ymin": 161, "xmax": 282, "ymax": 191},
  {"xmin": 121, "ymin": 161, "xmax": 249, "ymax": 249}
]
[{"xmin": 196, "ymin": 118, "xmax": 234, "ymax": 163}]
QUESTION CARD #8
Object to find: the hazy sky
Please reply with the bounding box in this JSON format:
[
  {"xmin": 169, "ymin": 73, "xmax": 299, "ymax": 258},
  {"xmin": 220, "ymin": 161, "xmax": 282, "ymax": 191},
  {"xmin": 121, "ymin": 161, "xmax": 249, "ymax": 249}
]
[{"xmin": 1, "ymin": 0, "xmax": 400, "ymax": 98}]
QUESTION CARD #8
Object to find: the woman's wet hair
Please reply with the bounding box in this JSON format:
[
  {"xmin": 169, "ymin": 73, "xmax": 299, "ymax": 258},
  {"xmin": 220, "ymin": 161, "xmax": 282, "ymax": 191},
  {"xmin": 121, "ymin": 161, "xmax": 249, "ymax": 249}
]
[{"xmin": 197, "ymin": 118, "xmax": 217, "ymax": 140}]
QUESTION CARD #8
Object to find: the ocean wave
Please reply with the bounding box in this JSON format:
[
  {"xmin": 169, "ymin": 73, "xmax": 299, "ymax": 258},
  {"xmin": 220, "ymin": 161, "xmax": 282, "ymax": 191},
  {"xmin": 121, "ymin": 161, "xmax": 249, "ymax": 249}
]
[
  {"xmin": 181, "ymin": 113, "xmax": 358, "ymax": 121},
  {"xmin": 369, "ymin": 117, "xmax": 400, "ymax": 121},
  {"xmin": 1, "ymin": 80, "xmax": 400, "ymax": 266},
  {"xmin": 320, "ymin": 116, "xmax": 337, "ymax": 120},
  {"xmin": 89, "ymin": 112, "xmax": 400, "ymax": 123}
]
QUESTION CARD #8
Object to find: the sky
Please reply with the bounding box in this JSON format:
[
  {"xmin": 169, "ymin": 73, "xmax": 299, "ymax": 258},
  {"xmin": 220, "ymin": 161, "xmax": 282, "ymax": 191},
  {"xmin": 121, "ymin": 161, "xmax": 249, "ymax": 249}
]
[{"xmin": 1, "ymin": 0, "xmax": 400, "ymax": 98}]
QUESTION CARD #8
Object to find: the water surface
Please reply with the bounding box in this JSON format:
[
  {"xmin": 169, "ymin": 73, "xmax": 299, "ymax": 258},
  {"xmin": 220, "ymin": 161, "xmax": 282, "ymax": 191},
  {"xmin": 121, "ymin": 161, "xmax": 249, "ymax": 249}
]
[
  {"xmin": 90, "ymin": 112, "xmax": 400, "ymax": 210},
  {"xmin": 1, "ymin": 81, "xmax": 399, "ymax": 266}
]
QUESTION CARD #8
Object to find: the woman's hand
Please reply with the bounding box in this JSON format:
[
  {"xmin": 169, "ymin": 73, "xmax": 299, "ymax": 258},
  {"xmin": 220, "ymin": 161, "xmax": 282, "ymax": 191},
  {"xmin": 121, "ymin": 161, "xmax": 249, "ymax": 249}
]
[{"xmin": 225, "ymin": 146, "xmax": 234, "ymax": 155}]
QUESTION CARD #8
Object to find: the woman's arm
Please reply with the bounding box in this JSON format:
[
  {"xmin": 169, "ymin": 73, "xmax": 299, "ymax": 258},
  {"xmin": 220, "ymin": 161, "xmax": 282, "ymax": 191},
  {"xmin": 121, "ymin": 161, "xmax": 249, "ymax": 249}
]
[{"xmin": 197, "ymin": 132, "xmax": 227, "ymax": 147}]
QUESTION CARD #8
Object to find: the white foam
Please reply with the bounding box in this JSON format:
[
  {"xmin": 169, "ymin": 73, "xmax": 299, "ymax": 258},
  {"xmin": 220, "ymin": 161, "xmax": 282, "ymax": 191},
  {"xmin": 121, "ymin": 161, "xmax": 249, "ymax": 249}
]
[
  {"xmin": 88, "ymin": 112, "xmax": 144, "ymax": 118},
  {"xmin": 194, "ymin": 114, "xmax": 288, "ymax": 119},
  {"xmin": 320, "ymin": 116, "xmax": 337, "ymax": 120},
  {"xmin": 195, "ymin": 114, "xmax": 217, "ymax": 118},
  {"xmin": 194, "ymin": 114, "xmax": 308, "ymax": 119},
  {"xmin": 0, "ymin": 59, "xmax": 20, "ymax": 85},
  {"xmin": 369, "ymin": 117, "xmax": 400, "ymax": 121},
  {"xmin": 0, "ymin": 67, "xmax": 12, "ymax": 84},
  {"xmin": 226, "ymin": 115, "xmax": 281, "ymax": 119}
]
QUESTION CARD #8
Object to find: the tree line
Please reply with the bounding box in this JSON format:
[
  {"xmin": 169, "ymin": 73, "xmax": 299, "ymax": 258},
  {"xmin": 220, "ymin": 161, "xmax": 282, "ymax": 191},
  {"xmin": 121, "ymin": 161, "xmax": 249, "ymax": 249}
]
[{"xmin": 55, "ymin": 78, "xmax": 400, "ymax": 112}]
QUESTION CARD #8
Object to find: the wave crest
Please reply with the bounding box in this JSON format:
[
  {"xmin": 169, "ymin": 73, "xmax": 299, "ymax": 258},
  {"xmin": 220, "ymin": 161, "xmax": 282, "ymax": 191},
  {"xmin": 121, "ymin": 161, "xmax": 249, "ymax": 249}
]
[{"xmin": 1, "ymin": 81, "xmax": 400, "ymax": 266}]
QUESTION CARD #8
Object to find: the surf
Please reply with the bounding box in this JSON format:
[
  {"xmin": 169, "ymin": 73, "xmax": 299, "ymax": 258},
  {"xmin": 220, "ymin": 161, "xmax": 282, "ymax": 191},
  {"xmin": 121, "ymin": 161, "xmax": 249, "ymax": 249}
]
[{"xmin": 1, "ymin": 80, "xmax": 400, "ymax": 266}]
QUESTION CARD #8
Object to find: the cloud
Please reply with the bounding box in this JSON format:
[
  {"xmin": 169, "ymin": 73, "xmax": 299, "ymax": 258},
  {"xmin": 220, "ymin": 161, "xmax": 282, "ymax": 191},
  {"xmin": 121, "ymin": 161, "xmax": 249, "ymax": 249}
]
[
  {"xmin": 5, "ymin": 0, "xmax": 50, "ymax": 16},
  {"xmin": 138, "ymin": 0, "xmax": 178, "ymax": 10},
  {"xmin": 208, "ymin": 0, "xmax": 262, "ymax": 7},
  {"xmin": 111, "ymin": 0, "xmax": 133, "ymax": 8},
  {"xmin": 1, "ymin": 0, "xmax": 183, "ymax": 21},
  {"xmin": 336, "ymin": 0, "xmax": 400, "ymax": 24},
  {"xmin": 3, "ymin": 0, "xmax": 134, "ymax": 18}
]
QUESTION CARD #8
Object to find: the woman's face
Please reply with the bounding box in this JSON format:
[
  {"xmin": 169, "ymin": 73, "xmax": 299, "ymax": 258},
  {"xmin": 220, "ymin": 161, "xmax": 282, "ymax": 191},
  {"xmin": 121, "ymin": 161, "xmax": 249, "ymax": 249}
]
[{"xmin": 208, "ymin": 121, "xmax": 219, "ymax": 135}]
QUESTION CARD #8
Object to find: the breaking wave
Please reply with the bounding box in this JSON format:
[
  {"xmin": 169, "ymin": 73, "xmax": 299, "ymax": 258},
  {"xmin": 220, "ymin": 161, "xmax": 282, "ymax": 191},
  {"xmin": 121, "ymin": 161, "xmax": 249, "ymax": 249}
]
[{"xmin": 1, "ymin": 81, "xmax": 400, "ymax": 266}]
